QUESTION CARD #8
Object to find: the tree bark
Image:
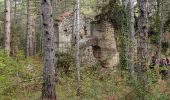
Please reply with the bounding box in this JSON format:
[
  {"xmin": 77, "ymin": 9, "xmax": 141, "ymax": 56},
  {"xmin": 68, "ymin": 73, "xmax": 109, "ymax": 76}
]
[
  {"xmin": 73, "ymin": 0, "xmax": 81, "ymax": 96},
  {"xmin": 137, "ymin": 0, "xmax": 149, "ymax": 99},
  {"xmin": 26, "ymin": 0, "xmax": 34, "ymax": 56},
  {"xmin": 11, "ymin": 0, "xmax": 18, "ymax": 56},
  {"xmin": 157, "ymin": 0, "xmax": 164, "ymax": 60},
  {"xmin": 4, "ymin": 0, "xmax": 11, "ymax": 56},
  {"xmin": 128, "ymin": 0, "xmax": 135, "ymax": 79},
  {"xmin": 41, "ymin": 0, "xmax": 56, "ymax": 99}
]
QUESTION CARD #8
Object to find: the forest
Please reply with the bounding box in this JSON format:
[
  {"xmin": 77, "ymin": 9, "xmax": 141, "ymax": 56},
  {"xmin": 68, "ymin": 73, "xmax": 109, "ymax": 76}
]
[{"xmin": 0, "ymin": 0, "xmax": 170, "ymax": 100}]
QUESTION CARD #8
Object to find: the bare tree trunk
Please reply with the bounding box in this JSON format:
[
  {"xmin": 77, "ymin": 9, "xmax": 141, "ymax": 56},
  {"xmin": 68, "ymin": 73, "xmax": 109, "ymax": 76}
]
[
  {"xmin": 26, "ymin": 0, "xmax": 34, "ymax": 56},
  {"xmin": 14, "ymin": 0, "xmax": 17, "ymax": 32},
  {"xmin": 137, "ymin": 0, "xmax": 149, "ymax": 99},
  {"xmin": 72, "ymin": 0, "xmax": 77, "ymax": 45},
  {"xmin": 157, "ymin": 0, "xmax": 164, "ymax": 60},
  {"xmin": 41, "ymin": 0, "xmax": 56, "ymax": 99},
  {"xmin": 4, "ymin": 0, "xmax": 11, "ymax": 56},
  {"xmin": 11, "ymin": 0, "xmax": 18, "ymax": 56},
  {"xmin": 32, "ymin": 18, "xmax": 36, "ymax": 55},
  {"xmin": 73, "ymin": 0, "xmax": 81, "ymax": 96},
  {"xmin": 128, "ymin": 0, "xmax": 135, "ymax": 79}
]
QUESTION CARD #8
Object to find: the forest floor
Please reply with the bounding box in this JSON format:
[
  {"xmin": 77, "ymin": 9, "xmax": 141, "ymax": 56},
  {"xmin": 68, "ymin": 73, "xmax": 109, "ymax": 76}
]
[{"xmin": 0, "ymin": 51, "xmax": 170, "ymax": 100}]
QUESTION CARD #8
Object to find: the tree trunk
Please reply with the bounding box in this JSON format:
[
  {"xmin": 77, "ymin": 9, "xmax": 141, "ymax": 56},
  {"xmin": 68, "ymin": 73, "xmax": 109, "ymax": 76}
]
[
  {"xmin": 157, "ymin": 0, "xmax": 164, "ymax": 60},
  {"xmin": 137, "ymin": 0, "xmax": 149, "ymax": 99},
  {"xmin": 73, "ymin": 0, "xmax": 81, "ymax": 96},
  {"xmin": 14, "ymin": 0, "xmax": 17, "ymax": 29},
  {"xmin": 11, "ymin": 0, "xmax": 18, "ymax": 56},
  {"xmin": 72, "ymin": 0, "xmax": 77, "ymax": 45},
  {"xmin": 128, "ymin": 0, "xmax": 135, "ymax": 79},
  {"xmin": 26, "ymin": 0, "xmax": 34, "ymax": 56},
  {"xmin": 4, "ymin": 0, "xmax": 11, "ymax": 56},
  {"xmin": 41, "ymin": 0, "xmax": 56, "ymax": 99}
]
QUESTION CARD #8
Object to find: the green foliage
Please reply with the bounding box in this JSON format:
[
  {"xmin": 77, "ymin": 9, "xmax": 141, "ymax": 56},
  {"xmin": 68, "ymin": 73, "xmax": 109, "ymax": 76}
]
[
  {"xmin": 55, "ymin": 48, "xmax": 170, "ymax": 99},
  {"xmin": 150, "ymin": 33, "xmax": 160, "ymax": 45},
  {"xmin": 119, "ymin": 37, "xmax": 128, "ymax": 70},
  {"xmin": 162, "ymin": 42, "xmax": 169, "ymax": 54},
  {"xmin": 55, "ymin": 48, "xmax": 75, "ymax": 76},
  {"xmin": 149, "ymin": 28, "xmax": 160, "ymax": 45},
  {"xmin": 164, "ymin": 18, "xmax": 170, "ymax": 32},
  {"xmin": 0, "ymin": 49, "xmax": 42, "ymax": 100},
  {"xmin": 118, "ymin": 6, "xmax": 129, "ymax": 70},
  {"xmin": 99, "ymin": 0, "xmax": 122, "ymax": 29},
  {"xmin": 0, "ymin": 48, "xmax": 169, "ymax": 99}
]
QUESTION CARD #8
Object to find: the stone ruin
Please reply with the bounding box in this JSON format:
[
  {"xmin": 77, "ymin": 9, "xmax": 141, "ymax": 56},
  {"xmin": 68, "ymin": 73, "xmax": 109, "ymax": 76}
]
[
  {"xmin": 54, "ymin": 11, "xmax": 91, "ymax": 51},
  {"xmin": 54, "ymin": 11, "xmax": 95, "ymax": 65},
  {"xmin": 54, "ymin": 11, "xmax": 119, "ymax": 69},
  {"xmin": 90, "ymin": 21, "xmax": 119, "ymax": 69}
]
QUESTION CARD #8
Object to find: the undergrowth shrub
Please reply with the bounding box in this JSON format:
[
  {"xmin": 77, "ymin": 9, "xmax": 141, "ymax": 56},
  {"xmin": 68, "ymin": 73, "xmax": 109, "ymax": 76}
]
[
  {"xmin": 55, "ymin": 48, "xmax": 75, "ymax": 76},
  {"xmin": 0, "ymin": 49, "xmax": 42, "ymax": 100}
]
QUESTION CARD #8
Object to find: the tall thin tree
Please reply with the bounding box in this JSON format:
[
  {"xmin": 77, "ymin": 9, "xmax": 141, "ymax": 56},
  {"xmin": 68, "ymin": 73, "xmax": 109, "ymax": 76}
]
[
  {"xmin": 4, "ymin": 0, "xmax": 11, "ymax": 56},
  {"xmin": 128, "ymin": 0, "xmax": 135, "ymax": 79},
  {"xmin": 41, "ymin": 0, "xmax": 56, "ymax": 99},
  {"xmin": 73, "ymin": 0, "xmax": 81, "ymax": 96},
  {"xmin": 137, "ymin": 0, "xmax": 149, "ymax": 99},
  {"xmin": 11, "ymin": 0, "xmax": 18, "ymax": 56},
  {"xmin": 26, "ymin": 0, "xmax": 34, "ymax": 56},
  {"xmin": 157, "ymin": 0, "xmax": 164, "ymax": 60}
]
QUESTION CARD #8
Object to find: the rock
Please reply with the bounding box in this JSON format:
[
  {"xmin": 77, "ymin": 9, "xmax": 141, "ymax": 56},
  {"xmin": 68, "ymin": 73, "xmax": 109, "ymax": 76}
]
[{"xmin": 91, "ymin": 21, "xmax": 119, "ymax": 69}]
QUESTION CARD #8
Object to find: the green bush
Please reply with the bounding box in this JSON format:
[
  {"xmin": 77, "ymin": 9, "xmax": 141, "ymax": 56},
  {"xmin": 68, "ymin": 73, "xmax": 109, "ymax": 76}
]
[
  {"xmin": 0, "ymin": 49, "xmax": 42, "ymax": 100},
  {"xmin": 55, "ymin": 48, "xmax": 75, "ymax": 76},
  {"xmin": 162, "ymin": 42, "xmax": 169, "ymax": 54},
  {"xmin": 150, "ymin": 32, "xmax": 159, "ymax": 45}
]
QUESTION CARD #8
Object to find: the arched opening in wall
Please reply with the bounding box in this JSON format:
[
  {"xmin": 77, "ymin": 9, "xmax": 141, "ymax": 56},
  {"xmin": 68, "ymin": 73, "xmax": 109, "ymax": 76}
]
[{"xmin": 92, "ymin": 45, "xmax": 101, "ymax": 59}]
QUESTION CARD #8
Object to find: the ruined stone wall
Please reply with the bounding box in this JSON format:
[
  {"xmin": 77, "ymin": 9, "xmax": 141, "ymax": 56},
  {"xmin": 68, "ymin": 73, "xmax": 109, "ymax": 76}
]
[
  {"xmin": 55, "ymin": 12, "xmax": 92, "ymax": 52},
  {"xmin": 91, "ymin": 21, "xmax": 119, "ymax": 69},
  {"xmin": 54, "ymin": 12, "xmax": 97, "ymax": 66},
  {"xmin": 80, "ymin": 46, "xmax": 97, "ymax": 66},
  {"xmin": 54, "ymin": 12, "xmax": 119, "ymax": 68}
]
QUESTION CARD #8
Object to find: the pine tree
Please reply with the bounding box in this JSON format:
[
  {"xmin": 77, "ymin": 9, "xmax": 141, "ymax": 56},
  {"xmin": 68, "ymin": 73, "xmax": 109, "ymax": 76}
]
[
  {"xmin": 4, "ymin": 0, "xmax": 11, "ymax": 56},
  {"xmin": 73, "ymin": 0, "xmax": 81, "ymax": 96},
  {"xmin": 26, "ymin": 0, "xmax": 34, "ymax": 56},
  {"xmin": 128, "ymin": 0, "xmax": 135, "ymax": 79},
  {"xmin": 137, "ymin": 0, "xmax": 149, "ymax": 99},
  {"xmin": 157, "ymin": 0, "xmax": 164, "ymax": 60},
  {"xmin": 41, "ymin": 0, "xmax": 56, "ymax": 99}
]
